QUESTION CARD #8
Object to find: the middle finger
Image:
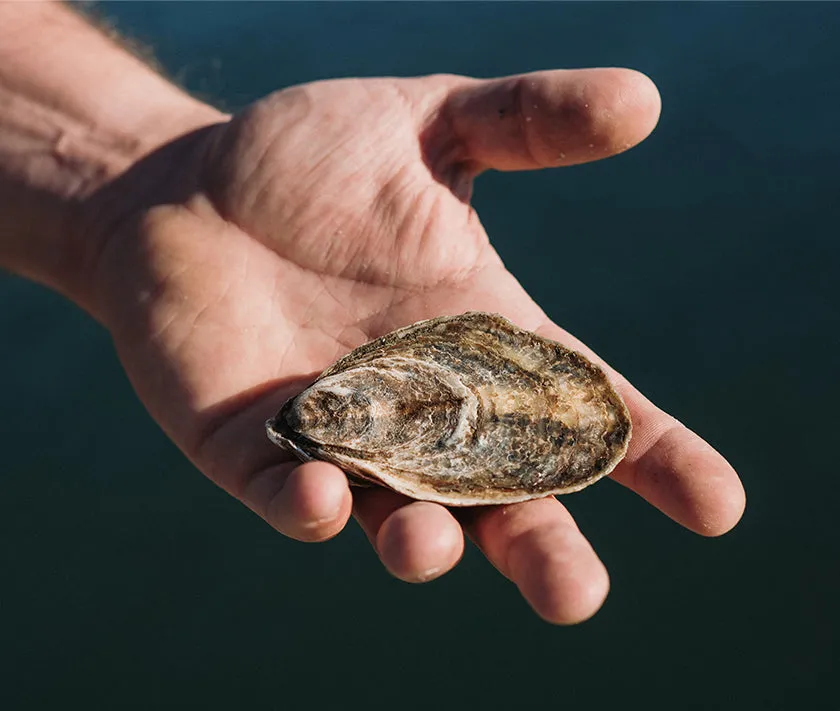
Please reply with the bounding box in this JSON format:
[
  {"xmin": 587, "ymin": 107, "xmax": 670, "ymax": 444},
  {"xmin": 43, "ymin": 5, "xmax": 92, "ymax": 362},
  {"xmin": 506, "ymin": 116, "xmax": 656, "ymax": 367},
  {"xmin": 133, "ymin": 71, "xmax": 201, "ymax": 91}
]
[{"xmin": 464, "ymin": 497, "xmax": 610, "ymax": 625}]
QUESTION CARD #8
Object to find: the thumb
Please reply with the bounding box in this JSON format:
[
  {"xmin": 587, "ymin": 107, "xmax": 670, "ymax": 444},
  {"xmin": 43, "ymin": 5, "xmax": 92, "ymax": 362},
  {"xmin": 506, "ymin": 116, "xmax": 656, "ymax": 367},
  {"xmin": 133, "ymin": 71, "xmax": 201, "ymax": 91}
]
[{"xmin": 425, "ymin": 68, "xmax": 661, "ymax": 173}]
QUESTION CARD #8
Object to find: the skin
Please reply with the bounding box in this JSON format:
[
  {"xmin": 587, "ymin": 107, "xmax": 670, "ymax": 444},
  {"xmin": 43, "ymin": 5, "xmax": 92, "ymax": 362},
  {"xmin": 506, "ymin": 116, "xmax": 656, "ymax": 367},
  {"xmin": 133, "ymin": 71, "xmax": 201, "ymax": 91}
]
[{"xmin": 1, "ymin": 3, "xmax": 745, "ymax": 624}]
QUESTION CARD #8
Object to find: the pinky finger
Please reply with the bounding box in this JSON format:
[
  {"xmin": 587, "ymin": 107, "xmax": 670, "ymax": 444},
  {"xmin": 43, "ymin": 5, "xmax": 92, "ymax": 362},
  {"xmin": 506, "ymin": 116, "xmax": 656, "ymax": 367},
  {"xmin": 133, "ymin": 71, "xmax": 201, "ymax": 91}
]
[{"xmin": 242, "ymin": 461, "xmax": 354, "ymax": 542}]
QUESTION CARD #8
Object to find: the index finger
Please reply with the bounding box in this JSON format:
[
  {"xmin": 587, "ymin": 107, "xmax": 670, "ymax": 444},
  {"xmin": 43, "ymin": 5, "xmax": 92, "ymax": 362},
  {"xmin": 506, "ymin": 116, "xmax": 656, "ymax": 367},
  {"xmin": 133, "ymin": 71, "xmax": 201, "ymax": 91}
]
[{"xmin": 537, "ymin": 321, "xmax": 746, "ymax": 536}]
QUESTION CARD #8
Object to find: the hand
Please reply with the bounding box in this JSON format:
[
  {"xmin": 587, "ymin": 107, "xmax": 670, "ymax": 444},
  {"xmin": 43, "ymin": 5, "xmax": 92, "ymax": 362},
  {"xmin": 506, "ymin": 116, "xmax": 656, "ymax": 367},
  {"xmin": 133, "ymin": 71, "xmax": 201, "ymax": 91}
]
[{"xmin": 84, "ymin": 69, "xmax": 745, "ymax": 624}]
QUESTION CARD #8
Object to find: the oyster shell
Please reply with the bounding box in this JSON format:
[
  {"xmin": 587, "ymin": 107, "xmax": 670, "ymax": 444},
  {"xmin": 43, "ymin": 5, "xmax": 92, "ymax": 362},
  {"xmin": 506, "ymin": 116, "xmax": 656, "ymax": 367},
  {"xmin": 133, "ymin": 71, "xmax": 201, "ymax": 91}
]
[{"xmin": 266, "ymin": 312, "xmax": 631, "ymax": 506}]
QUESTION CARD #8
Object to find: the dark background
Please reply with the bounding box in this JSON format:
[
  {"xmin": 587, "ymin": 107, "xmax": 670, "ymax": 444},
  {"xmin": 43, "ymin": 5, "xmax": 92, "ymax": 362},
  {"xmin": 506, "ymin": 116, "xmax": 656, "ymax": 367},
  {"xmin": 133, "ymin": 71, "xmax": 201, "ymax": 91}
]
[{"xmin": 2, "ymin": 2, "xmax": 837, "ymax": 709}]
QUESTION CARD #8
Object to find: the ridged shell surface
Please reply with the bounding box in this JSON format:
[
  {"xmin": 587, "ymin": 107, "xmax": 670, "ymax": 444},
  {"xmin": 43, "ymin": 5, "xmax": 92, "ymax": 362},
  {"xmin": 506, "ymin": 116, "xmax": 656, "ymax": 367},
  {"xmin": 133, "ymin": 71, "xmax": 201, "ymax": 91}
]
[{"xmin": 266, "ymin": 312, "xmax": 631, "ymax": 506}]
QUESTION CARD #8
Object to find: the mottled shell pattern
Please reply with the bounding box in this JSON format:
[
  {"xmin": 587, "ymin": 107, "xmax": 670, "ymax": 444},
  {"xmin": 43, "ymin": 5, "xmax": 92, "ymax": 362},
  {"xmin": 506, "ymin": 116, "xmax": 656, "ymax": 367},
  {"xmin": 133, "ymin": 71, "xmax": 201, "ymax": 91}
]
[{"xmin": 266, "ymin": 312, "xmax": 631, "ymax": 506}]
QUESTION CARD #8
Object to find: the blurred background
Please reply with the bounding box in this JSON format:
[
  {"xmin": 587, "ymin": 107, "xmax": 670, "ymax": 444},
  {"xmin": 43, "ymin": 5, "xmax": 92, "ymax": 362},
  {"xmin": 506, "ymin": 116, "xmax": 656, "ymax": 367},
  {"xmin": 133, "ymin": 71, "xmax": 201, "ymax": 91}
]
[{"xmin": 2, "ymin": 2, "xmax": 837, "ymax": 709}]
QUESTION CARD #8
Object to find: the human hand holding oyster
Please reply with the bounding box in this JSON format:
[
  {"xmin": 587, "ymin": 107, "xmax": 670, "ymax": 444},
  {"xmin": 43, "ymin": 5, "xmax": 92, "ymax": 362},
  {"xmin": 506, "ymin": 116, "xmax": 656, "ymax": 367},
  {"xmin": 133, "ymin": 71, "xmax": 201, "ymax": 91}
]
[{"xmin": 85, "ymin": 69, "xmax": 745, "ymax": 624}]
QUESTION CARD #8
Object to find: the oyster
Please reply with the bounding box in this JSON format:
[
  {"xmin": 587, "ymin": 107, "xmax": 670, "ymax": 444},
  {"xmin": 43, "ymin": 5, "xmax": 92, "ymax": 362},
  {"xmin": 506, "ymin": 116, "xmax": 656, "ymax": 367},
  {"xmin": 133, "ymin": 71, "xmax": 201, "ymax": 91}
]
[{"xmin": 266, "ymin": 312, "xmax": 631, "ymax": 506}]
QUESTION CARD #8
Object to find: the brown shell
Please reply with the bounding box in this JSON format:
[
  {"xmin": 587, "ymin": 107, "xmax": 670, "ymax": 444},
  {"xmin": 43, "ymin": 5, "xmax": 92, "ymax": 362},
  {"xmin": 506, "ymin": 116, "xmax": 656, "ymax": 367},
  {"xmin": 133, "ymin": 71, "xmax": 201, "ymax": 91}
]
[{"xmin": 265, "ymin": 312, "xmax": 631, "ymax": 506}]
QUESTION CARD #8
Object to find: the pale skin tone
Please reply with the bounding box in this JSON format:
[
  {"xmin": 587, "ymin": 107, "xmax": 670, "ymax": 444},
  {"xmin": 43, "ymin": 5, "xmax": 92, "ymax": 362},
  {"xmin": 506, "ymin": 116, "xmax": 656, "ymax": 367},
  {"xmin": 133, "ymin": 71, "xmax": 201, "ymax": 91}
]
[{"xmin": 1, "ymin": 3, "xmax": 745, "ymax": 623}]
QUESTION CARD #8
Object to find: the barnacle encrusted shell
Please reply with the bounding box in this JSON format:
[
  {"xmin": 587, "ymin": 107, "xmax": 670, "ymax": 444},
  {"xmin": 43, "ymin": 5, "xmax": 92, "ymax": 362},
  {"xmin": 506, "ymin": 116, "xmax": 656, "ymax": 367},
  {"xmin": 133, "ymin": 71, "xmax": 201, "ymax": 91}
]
[{"xmin": 265, "ymin": 312, "xmax": 631, "ymax": 506}]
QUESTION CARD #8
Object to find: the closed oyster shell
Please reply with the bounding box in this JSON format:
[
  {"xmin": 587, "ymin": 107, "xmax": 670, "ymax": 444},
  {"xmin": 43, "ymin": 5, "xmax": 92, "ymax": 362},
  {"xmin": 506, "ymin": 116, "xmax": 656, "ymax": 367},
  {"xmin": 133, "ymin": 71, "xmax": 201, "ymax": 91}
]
[{"xmin": 266, "ymin": 312, "xmax": 631, "ymax": 506}]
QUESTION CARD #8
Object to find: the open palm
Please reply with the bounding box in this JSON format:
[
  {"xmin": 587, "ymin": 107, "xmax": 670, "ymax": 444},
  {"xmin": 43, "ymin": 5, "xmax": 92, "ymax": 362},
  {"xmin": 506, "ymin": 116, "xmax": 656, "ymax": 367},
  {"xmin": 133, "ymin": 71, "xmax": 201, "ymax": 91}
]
[{"xmin": 91, "ymin": 69, "xmax": 745, "ymax": 623}]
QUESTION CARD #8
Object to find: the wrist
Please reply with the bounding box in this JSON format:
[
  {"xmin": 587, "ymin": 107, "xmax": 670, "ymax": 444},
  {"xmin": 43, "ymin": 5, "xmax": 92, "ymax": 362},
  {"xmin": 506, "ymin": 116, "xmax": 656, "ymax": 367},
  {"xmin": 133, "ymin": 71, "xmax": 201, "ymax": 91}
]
[
  {"xmin": 0, "ymin": 2, "xmax": 227, "ymax": 316},
  {"xmin": 59, "ymin": 101, "xmax": 227, "ymax": 320}
]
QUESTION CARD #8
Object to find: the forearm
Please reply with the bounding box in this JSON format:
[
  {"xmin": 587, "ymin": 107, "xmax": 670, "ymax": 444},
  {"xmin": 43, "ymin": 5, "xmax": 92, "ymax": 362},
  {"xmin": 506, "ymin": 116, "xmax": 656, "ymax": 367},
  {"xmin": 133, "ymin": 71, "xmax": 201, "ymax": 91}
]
[{"xmin": 0, "ymin": 2, "xmax": 224, "ymax": 312}]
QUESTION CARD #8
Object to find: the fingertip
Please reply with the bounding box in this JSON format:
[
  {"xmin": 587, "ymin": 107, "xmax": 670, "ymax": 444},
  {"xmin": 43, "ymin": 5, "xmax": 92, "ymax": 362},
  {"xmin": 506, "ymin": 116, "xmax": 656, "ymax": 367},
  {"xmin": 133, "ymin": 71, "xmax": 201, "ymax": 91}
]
[
  {"xmin": 468, "ymin": 499, "xmax": 609, "ymax": 625},
  {"xmin": 376, "ymin": 502, "xmax": 465, "ymax": 583},
  {"xmin": 716, "ymin": 480, "xmax": 747, "ymax": 537},
  {"xmin": 620, "ymin": 425, "xmax": 747, "ymax": 538},
  {"xmin": 532, "ymin": 572, "xmax": 610, "ymax": 626},
  {"xmin": 614, "ymin": 67, "xmax": 662, "ymax": 141},
  {"xmin": 509, "ymin": 524, "xmax": 610, "ymax": 625},
  {"xmin": 554, "ymin": 569, "xmax": 609, "ymax": 625},
  {"xmin": 537, "ymin": 67, "xmax": 661, "ymax": 160},
  {"xmin": 265, "ymin": 461, "xmax": 353, "ymax": 542},
  {"xmin": 690, "ymin": 457, "xmax": 747, "ymax": 538}
]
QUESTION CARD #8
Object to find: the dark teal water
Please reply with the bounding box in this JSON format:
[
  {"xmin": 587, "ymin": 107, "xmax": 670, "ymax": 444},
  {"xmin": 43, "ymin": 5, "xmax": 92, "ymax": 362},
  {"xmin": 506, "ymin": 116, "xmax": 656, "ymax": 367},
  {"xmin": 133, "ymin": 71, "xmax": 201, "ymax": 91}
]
[{"xmin": 3, "ymin": 3, "xmax": 838, "ymax": 708}]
